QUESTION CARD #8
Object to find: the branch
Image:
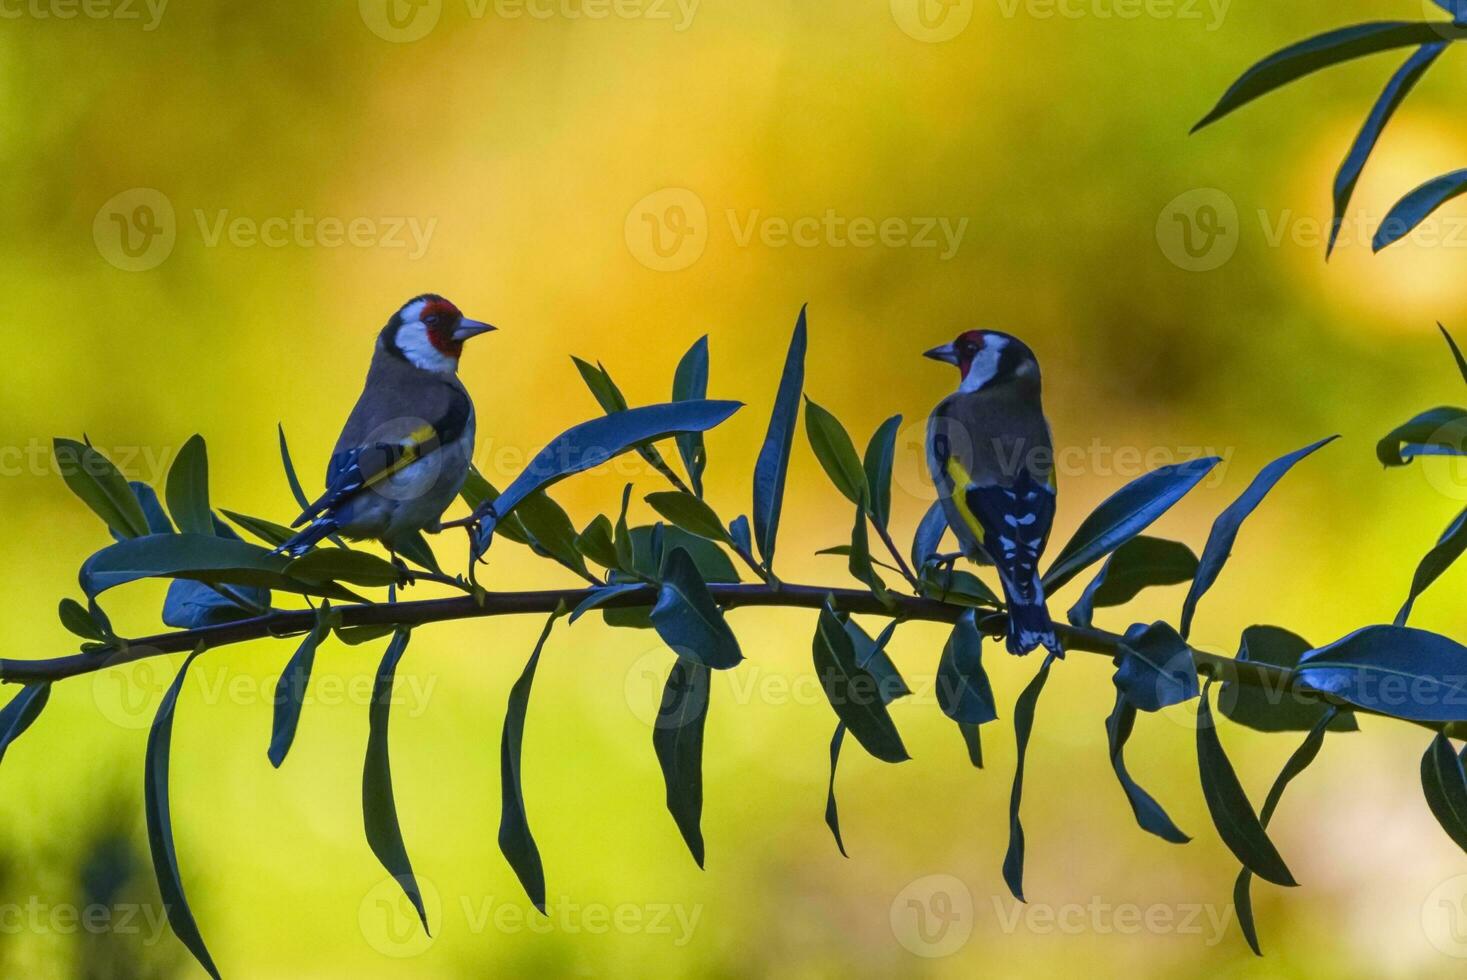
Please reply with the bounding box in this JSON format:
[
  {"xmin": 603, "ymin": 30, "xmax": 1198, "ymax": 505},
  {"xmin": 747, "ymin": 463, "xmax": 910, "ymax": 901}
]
[{"xmin": 7, "ymin": 583, "xmax": 1449, "ymax": 735}]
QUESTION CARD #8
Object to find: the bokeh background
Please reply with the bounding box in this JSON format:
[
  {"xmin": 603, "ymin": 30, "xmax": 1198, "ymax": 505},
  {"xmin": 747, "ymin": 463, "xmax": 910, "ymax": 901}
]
[{"xmin": 3, "ymin": 0, "xmax": 1467, "ymax": 976}]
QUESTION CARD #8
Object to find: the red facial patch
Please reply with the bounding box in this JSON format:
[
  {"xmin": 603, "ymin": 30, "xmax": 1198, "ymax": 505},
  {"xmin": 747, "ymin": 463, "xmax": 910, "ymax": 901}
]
[
  {"xmin": 954, "ymin": 330, "xmax": 986, "ymax": 379},
  {"xmin": 421, "ymin": 298, "xmax": 464, "ymax": 357}
]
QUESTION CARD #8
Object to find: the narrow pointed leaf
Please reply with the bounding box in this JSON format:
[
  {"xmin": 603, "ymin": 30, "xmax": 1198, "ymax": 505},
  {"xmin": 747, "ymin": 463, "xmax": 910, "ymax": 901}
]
[
  {"xmin": 1297, "ymin": 625, "xmax": 1467, "ymax": 722},
  {"xmin": 1236, "ymin": 708, "xmax": 1336, "ymax": 955},
  {"xmin": 673, "ymin": 335, "xmax": 710, "ymax": 497},
  {"xmin": 277, "ymin": 423, "xmax": 311, "ymax": 511},
  {"xmin": 645, "ymin": 491, "xmax": 732, "ymax": 543},
  {"xmin": 958, "ymin": 722, "xmax": 984, "ymax": 768},
  {"xmin": 126, "ymin": 481, "xmax": 175, "ymax": 536},
  {"xmin": 1003, "ymin": 652, "xmax": 1057, "ymax": 902},
  {"xmin": 1114, "ymin": 621, "xmax": 1198, "ymax": 712},
  {"xmin": 911, "ymin": 500, "xmax": 949, "ymax": 572},
  {"xmin": 1192, "ymin": 22, "xmax": 1461, "ymax": 133},
  {"xmin": 1329, "ymin": 43, "xmax": 1446, "ymax": 256},
  {"xmin": 1375, "ymin": 168, "xmax": 1467, "ymax": 252},
  {"xmin": 1421, "ymin": 733, "xmax": 1467, "ymax": 854},
  {"xmin": 653, "ymin": 658, "xmax": 710, "ymax": 867},
  {"xmin": 1068, "ymin": 536, "xmax": 1198, "ymax": 629},
  {"xmin": 572, "ymin": 357, "xmax": 690, "ymax": 493},
  {"xmin": 1397, "ymin": 506, "xmax": 1467, "ymax": 625},
  {"xmin": 847, "ymin": 500, "xmax": 890, "ymax": 605},
  {"xmin": 268, "ymin": 604, "xmax": 333, "ymax": 767},
  {"xmin": 1196, "ymin": 682, "xmax": 1296, "ymax": 887},
  {"xmin": 1043, "ymin": 457, "xmax": 1220, "ymax": 595},
  {"xmin": 650, "ymin": 547, "xmax": 743, "ymax": 669},
  {"xmin": 58, "ymin": 598, "xmax": 107, "ymax": 641},
  {"xmin": 1180, "ymin": 437, "xmax": 1337, "ymax": 638},
  {"xmin": 220, "ymin": 509, "xmax": 294, "ymax": 547},
  {"xmin": 812, "ymin": 603, "xmax": 908, "ymax": 763},
  {"xmin": 862, "ymin": 415, "xmax": 901, "ymax": 530},
  {"xmin": 752, "ymin": 307, "xmax": 807, "ymax": 569},
  {"xmin": 575, "ymin": 515, "xmax": 621, "ymax": 570},
  {"xmin": 569, "ymin": 583, "xmax": 645, "ymax": 622},
  {"xmin": 54, "ymin": 438, "xmax": 150, "ymax": 538},
  {"xmin": 1377, "ymin": 406, "xmax": 1467, "ymax": 466},
  {"xmin": 475, "ymin": 401, "xmax": 741, "ymax": 552},
  {"xmin": 1221, "ymin": 626, "xmax": 1358, "ymax": 733},
  {"xmin": 0, "ymin": 683, "xmax": 51, "ymax": 767},
  {"xmin": 804, "ymin": 398, "xmax": 868, "ymax": 505},
  {"xmin": 937, "ymin": 611, "xmax": 998, "ymax": 725},
  {"xmin": 919, "ymin": 565, "xmax": 1001, "ymax": 607},
  {"xmin": 286, "ymin": 548, "xmax": 404, "ymax": 588},
  {"xmin": 728, "ymin": 515, "xmax": 752, "ymax": 558},
  {"xmin": 500, "ymin": 613, "xmax": 558, "ymax": 913},
  {"xmin": 1105, "ymin": 689, "xmax": 1189, "ymax": 844},
  {"xmin": 80, "ymin": 533, "xmax": 363, "ymax": 602},
  {"xmin": 824, "ymin": 724, "xmax": 849, "ymax": 857},
  {"xmin": 165, "ymin": 435, "xmax": 213, "ymax": 535},
  {"xmin": 363, "ymin": 629, "xmax": 430, "ymax": 933},
  {"xmin": 145, "ymin": 649, "xmax": 221, "ymax": 980},
  {"xmin": 1441, "ymin": 323, "xmax": 1467, "ymax": 385}
]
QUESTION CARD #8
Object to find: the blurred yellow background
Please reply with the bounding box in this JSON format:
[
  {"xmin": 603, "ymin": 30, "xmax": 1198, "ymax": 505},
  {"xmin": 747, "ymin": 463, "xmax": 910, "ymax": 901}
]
[{"xmin": 3, "ymin": 0, "xmax": 1467, "ymax": 976}]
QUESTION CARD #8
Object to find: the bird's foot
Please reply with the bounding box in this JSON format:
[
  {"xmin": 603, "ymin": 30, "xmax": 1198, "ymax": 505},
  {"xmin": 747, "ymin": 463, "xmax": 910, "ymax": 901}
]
[{"xmin": 389, "ymin": 554, "xmax": 417, "ymax": 587}]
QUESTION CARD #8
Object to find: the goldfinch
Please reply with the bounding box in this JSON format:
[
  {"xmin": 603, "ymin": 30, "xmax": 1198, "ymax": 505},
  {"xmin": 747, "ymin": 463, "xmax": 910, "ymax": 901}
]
[
  {"xmin": 925, "ymin": 330, "xmax": 1061, "ymax": 656},
  {"xmin": 280, "ymin": 294, "xmax": 495, "ymax": 558}
]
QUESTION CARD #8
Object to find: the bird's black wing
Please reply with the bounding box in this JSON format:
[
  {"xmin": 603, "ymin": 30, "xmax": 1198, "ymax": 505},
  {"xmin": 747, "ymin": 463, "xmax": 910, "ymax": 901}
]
[
  {"xmin": 961, "ymin": 472, "xmax": 1056, "ymax": 603},
  {"xmin": 291, "ymin": 387, "xmax": 472, "ymax": 527}
]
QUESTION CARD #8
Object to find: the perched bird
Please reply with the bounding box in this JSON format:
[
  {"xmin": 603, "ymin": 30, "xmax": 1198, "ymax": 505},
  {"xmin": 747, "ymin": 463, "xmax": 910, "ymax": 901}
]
[
  {"xmin": 280, "ymin": 294, "xmax": 495, "ymax": 559},
  {"xmin": 925, "ymin": 330, "xmax": 1061, "ymax": 656}
]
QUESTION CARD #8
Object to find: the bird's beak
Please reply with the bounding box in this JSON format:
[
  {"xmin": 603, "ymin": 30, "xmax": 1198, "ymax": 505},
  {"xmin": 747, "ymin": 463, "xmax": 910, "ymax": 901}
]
[
  {"xmin": 453, "ymin": 318, "xmax": 497, "ymax": 342},
  {"xmin": 924, "ymin": 342, "xmax": 959, "ymax": 366}
]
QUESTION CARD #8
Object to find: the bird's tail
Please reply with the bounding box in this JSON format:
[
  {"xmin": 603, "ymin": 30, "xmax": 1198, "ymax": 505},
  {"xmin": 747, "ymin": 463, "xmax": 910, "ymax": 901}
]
[
  {"xmin": 275, "ymin": 518, "xmax": 338, "ymax": 559},
  {"xmin": 1001, "ymin": 575, "xmax": 1062, "ymax": 658}
]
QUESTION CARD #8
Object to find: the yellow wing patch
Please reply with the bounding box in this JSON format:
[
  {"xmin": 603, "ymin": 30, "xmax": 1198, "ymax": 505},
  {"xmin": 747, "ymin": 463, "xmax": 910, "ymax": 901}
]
[
  {"xmin": 944, "ymin": 456, "xmax": 985, "ymax": 546},
  {"xmin": 362, "ymin": 424, "xmax": 439, "ymax": 489}
]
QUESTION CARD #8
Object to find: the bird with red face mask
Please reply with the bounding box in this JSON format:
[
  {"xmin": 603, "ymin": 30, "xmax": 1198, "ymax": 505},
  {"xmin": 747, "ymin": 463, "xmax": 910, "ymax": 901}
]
[
  {"xmin": 279, "ymin": 294, "xmax": 496, "ymax": 561},
  {"xmin": 924, "ymin": 329, "xmax": 1061, "ymax": 657}
]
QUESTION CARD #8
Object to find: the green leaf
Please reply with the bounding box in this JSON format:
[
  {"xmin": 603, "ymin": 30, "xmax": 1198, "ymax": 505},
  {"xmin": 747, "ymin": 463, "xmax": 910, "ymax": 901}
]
[
  {"xmin": 394, "ymin": 531, "xmax": 443, "ymax": 576},
  {"xmin": 80, "ymin": 533, "xmax": 364, "ymax": 602},
  {"xmin": 937, "ymin": 610, "xmax": 997, "ymax": 725},
  {"xmin": 58, "ymin": 598, "xmax": 107, "ymax": 641},
  {"xmin": 1236, "ymin": 708, "xmax": 1336, "ymax": 955},
  {"xmin": 165, "ymin": 435, "xmax": 213, "ymax": 536},
  {"xmin": 575, "ymin": 515, "xmax": 621, "ymax": 570},
  {"xmin": 53, "ymin": 438, "xmax": 150, "ymax": 539},
  {"xmin": 918, "ymin": 565, "xmax": 1001, "ymax": 608},
  {"xmin": 645, "ymin": 491, "xmax": 732, "ymax": 543},
  {"xmin": 1180, "ymin": 437, "xmax": 1337, "ymax": 639},
  {"xmin": 625, "ymin": 526, "xmax": 738, "ymax": 583},
  {"xmin": 1043, "ymin": 457, "xmax": 1220, "ymax": 595},
  {"xmin": 268, "ymin": 604, "xmax": 334, "ymax": 768},
  {"xmin": 219, "ymin": 509, "xmax": 295, "ymax": 548},
  {"xmin": 653, "ymin": 658, "xmax": 710, "ymax": 867},
  {"xmin": 569, "ymin": 583, "xmax": 645, "ymax": 622},
  {"xmin": 1114, "ymin": 621, "xmax": 1198, "ymax": 713},
  {"xmin": 572, "ymin": 356, "xmax": 690, "ymax": 493},
  {"xmin": 862, "ymin": 415, "xmax": 901, "ymax": 530},
  {"xmin": 1220, "ymin": 626, "xmax": 1359, "ymax": 734},
  {"xmin": 1068, "ymin": 537, "xmax": 1199, "ymax": 629},
  {"xmin": 846, "ymin": 500, "xmax": 891, "ymax": 606},
  {"xmin": 286, "ymin": 548, "xmax": 404, "ymax": 588},
  {"xmin": 145, "ymin": 649, "xmax": 221, "ymax": 980},
  {"xmin": 1192, "ymin": 22, "xmax": 1461, "ymax": 133},
  {"xmin": 824, "ymin": 724, "xmax": 849, "ymax": 857},
  {"xmin": 911, "ymin": 500, "xmax": 950, "ymax": 573},
  {"xmin": 1397, "ymin": 506, "xmax": 1467, "ymax": 625},
  {"xmin": 672, "ymin": 335, "xmax": 711, "ymax": 498},
  {"xmin": 459, "ymin": 467, "xmax": 533, "ymax": 547},
  {"xmin": 1105, "ymin": 689, "xmax": 1189, "ymax": 844},
  {"xmin": 0, "ymin": 683, "xmax": 51, "ymax": 767},
  {"xmin": 1296, "ymin": 625, "xmax": 1467, "ymax": 723},
  {"xmin": 1377, "ymin": 406, "xmax": 1467, "ymax": 466},
  {"xmin": 1003, "ymin": 653, "xmax": 1057, "ymax": 902},
  {"xmin": 500, "ymin": 613, "xmax": 559, "ymax": 913},
  {"xmin": 811, "ymin": 602, "xmax": 907, "ymax": 763},
  {"xmin": 277, "ymin": 423, "xmax": 311, "ymax": 511},
  {"xmin": 1421, "ymin": 733, "xmax": 1467, "ymax": 855},
  {"xmin": 476, "ymin": 401, "xmax": 741, "ymax": 553},
  {"xmin": 1441, "ymin": 323, "xmax": 1467, "ymax": 386},
  {"xmin": 1375, "ymin": 168, "xmax": 1467, "ymax": 252},
  {"xmin": 363, "ymin": 629, "xmax": 431, "ymax": 934},
  {"xmin": 824, "ymin": 619, "xmax": 908, "ymax": 854},
  {"xmin": 1196, "ymin": 681, "xmax": 1296, "ymax": 888},
  {"xmin": 752, "ymin": 308, "xmax": 807, "ymax": 571},
  {"xmin": 804, "ymin": 398, "xmax": 868, "ymax": 506},
  {"xmin": 650, "ymin": 548, "xmax": 743, "ymax": 670},
  {"xmin": 514, "ymin": 490, "xmax": 592, "ymax": 578}
]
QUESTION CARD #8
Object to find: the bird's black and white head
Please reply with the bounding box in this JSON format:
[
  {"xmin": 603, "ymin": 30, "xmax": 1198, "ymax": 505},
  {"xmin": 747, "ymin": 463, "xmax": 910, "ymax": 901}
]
[
  {"xmin": 382, "ymin": 294, "xmax": 496, "ymax": 374},
  {"xmin": 924, "ymin": 330, "xmax": 1040, "ymax": 394}
]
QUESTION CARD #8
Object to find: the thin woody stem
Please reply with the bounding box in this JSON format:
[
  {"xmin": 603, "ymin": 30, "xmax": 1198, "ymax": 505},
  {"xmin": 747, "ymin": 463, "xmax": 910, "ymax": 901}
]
[{"xmin": 4, "ymin": 583, "xmax": 1460, "ymax": 737}]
